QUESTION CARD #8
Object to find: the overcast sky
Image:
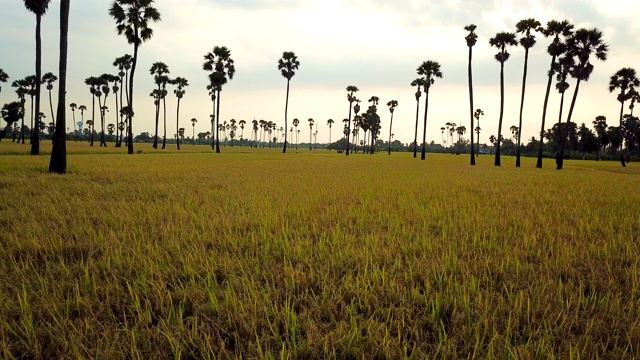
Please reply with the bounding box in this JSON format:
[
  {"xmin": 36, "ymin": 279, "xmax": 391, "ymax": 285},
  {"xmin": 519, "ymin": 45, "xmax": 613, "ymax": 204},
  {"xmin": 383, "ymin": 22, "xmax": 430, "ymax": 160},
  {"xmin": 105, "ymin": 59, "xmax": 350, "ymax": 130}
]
[{"xmin": 1, "ymin": 0, "xmax": 639, "ymax": 145}]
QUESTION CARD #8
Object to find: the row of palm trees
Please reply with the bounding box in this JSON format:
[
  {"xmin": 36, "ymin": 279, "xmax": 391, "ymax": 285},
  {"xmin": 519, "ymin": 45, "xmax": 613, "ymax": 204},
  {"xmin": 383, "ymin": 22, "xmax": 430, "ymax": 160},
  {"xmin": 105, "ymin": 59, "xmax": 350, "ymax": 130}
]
[{"xmin": 3, "ymin": 1, "xmax": 638, "ymax": 175}]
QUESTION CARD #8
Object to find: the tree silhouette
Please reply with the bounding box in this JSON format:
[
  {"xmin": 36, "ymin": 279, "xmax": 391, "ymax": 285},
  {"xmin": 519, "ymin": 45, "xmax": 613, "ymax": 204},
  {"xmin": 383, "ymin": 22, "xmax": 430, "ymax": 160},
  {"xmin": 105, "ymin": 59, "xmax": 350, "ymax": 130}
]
[
  {"xmin": 515, "ymin": 18, "xmax": 542, "ymax": 167},
  {"xmin": 292, "ymin": 118, "xmax": 300, "ymax": 150},
  {"xmin": 23, "ymin": 0, "xmax": 51, "ymax": 155},
  {"xmin": 345, "ymin": 86, "xmax": 359, "ymax": 156},
  {"xmin": 411, "ymin": 78, "xmax": 425, "ymax": 158},
  {"xmin": 191, "ymin": 117, "xmax": 197, "ymax": 146},
  {"xmin": 417, "ymin": 61, "xmax": 443, "ymax": 160},
  {"xmin": 489, "ymin": 32, "xmax": 518, "ymax": 166},
  {"xmin": 537, "ymin": 20, "xmax": 574, "ymax": 168},
  {"xmin": 387, "ymin": 100, "xmax": 398, "ymax": 155},
  {"xmin": 113, "ymin": 54, "xmax": 132, "ymax": 147},
  {"xmin": 12, "ymin": 79, "xmax": 29, "ymax": 144},
  {"xmin": 109, "ymin": 0, "xmax": 161, "ymax": 154},
  {"xmin": 203, "ymin": 46, "xmax": 235, "ymax": 153},
  {"xmin": 42, "ymin": 72, "xmax": 57, "ymax": 126},
  {"xmin": 465, "ymin": 24, "xmax": 478, "ymax": 165},
  {"xmin": 609, "ymin": 68, "xmax": 639, "ymax": 167},
  {"xmin": 557, "ymin": 27, "xmax": 608, "ymax": 170},
  {"xmin": 278, "ymin": 51, "xmax": 299, "ymax": 154},
  {"xmin": 327, "ymin": 119, "xmax": 334, "ymax": 148},
  {"xmin": 171, "ymin": 76, "xmax": 188, "ymax": 150}
]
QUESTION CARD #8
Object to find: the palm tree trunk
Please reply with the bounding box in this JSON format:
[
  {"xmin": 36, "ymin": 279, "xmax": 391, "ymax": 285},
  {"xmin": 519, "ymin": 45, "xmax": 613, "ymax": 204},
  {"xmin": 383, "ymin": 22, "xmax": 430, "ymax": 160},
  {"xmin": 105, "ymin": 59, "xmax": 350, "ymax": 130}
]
[
  {"xmin": 537, "ymin": 56, "xmax": 555, "ymax": 168},
  {"xmin": 494, "ymin": 61, "xmax": 505, "ymax": 166},
  {"xmin": 283, "ymin": 80, "xmax": 289, "ymax": 153},
  {"xmin": 31, "ymin": 14, "xmax": 42, "ymax": 156},
  {"xmin": 555, "ymin": 91, "xmax": 566, "ymax": 165},
  {"xmin": 557, "ymin": 79, "xmax": 581, "ymax": 170},
  {"xmin": 346, "ymin": 102, "xmax": 352, "ymax": 156},
  {"xmin": 48, "ymin": 89, "xmax": 55, "ymax": 126},
  {"xmin": 618, "ymin": 98, "xmax": 626, "ymax": 167},
  {"xmin": 90, "ymin": 95, "xmax": 95, "ymax": 146},
  {"xmin": 467, "ymin": 45, "xmax": 476, "ymax": 165},
  {"xmin": 388, "ymin": 113, "xmax": 393, "ymax": 155},
  {"xmin": 127, "ymin": 41, "xmax": 138, "ymax": 155},
  {"xmin": 329, "ymin": 125, "xmax": 332, "ymax": 148},
  {"xmin": 98, "ymin": 95, "xmax": 105, "ymax": 147},
  {"xmin": 215, "ymin": 90, "xmax": 221, "ymax": 153},
  {"xmin": 152, "ymin": 89, "xmax": 159, "ymax": 149},
  {"xmin": 516, "ymin": 48, "xmax": 529, "ymax": 168},
  {"xmin": 176, "ymin": 97, "xmax": 181, "ymax": 150},
  {"xmin": 20, "ymin": 101, "xmax": 25, "ymax": 144},
  {"xmin": 421, "ymin": 85, "xmax": 430, "ymax": 161},
  {"xmin": 162, "ymin": 96, "xmax": 167, "ymax": 149},
  {"xmin": 114, "ymin": 91, "xmax": 120, "ymax": 147},
  {"xmin": 49, "ymin": 0, "xmax": 69, "ymax": 174},
  {"xmin": 413, "ymin": 97, "xmax": 420, "ymax": 158}
]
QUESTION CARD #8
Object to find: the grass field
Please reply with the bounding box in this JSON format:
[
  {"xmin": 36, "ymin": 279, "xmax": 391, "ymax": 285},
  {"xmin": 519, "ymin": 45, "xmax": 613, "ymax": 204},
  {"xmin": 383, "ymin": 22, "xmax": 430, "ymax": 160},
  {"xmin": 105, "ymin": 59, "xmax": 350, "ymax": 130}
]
[{"xmin": 1, "ymin": 140, "xmax": 639, "ymax": 358}]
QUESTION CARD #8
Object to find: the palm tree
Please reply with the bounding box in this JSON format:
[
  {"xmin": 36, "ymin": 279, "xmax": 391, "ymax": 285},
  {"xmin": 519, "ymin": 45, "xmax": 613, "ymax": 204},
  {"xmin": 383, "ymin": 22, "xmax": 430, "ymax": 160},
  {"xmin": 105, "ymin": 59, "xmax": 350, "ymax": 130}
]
[
  {"xmin": 98, "ymin": 74, "xmax": 118, "ymax": 147},
  {"xmin": 109, "ymin": 0, "xmax": 161, "ymax": 155},
  {"xmin": 278, "ymin": 51, "xmax": 299, "ymax": 153},
  {"xmin": 440, "ymin": 126, "xmax": 446, "ymax": 147},
  {"xmin": 292, "ymin": 118, "xmax": 300, "ymax": 150},
  {"xmin": 386, "ymin": 100, "xmax": 398, "ymax": 155},
  {"xmin": 171, "ymin": 76, "xmax": 189, "ymax": 150},
  {"xmin": 191, "ymin": 117, "xmax": 197, "ymax": 146},
  {"xmin": 510, "ymin": 125, "xmax": 520, "ymax": 144},
  {"xmin": 345, "ymin": 86, "xmax": 359, "ymax": 156},
  {"xmin": 113, "ymin": 54, "xmax": 132, "ymax": 147},
  {"xmin": 149, "ymin": 62, "xmax": 169, "ymax": 149},
  {"xmin": 42, "ymin": 72, "xmax": 57, "ymax": 126},
  {"xmin": 239, "ymin": 119, "xmax": 246, "ymax": 146},
  {"xmin": 203, "ymin": 46, "xmax": 235, "ymax": 153},
  {"xmin": 417, "ymin": 61, "xmax": 443, "ymax": 160},
  {"xmin": 557, "ymin": 27, "xmax": 608, "ymax": 170},
  {"xmin": 23, "ymin": 0, "xmax": 51, "ymax": 154},
  {"xmin": 69, "ymin": 103, "xmax": 77, "ymax": 138},
  {"xmin": 411, "ymin": 78, "xmax": 425, "ymax": 158},
  {"xmin": 465, "ymin": 24, "xmax": 478, "ymax": 165},
  {"xmin": 628, "ymin": 88, "xmax": 640, "ymax": 116},
  {"xmin": 1, "ymin": 102, "xmax": 23, "ymax": 142},
  {"xmin": 78, "ymin": 105, "xmax": 86, "ymax": 139},
  {"xmin": 489, "ymin": 32, "xmax": 518, "ymax": 166},
  {"xmin": 592, "ymin": 115, "xmax": 608, "ymax": 161},
  {"xmin": 609, "ymin": 68, "xmax": 639, "ymax": 167},
  {"xmin": 537, "ymin": 20, "xmax": 574, "ymax": 168},
  {"xmin": 474, "ymin": 109, "xmax": 484, "ymax": 156},
  {"xmin": 326, "ymin": 119, "xmax": 334, "ymax": 149},
  {"xmin": 515, "ymin": 18, "xmax": 542, "ymax": 167},
  {"xmin": 84, "ymin": 76, "xmax": 100, "ymax": 146},
  {"xmin": 457, "ymin": 126, "xmax": 467, "ymax": 154},
  {"xmin": 553, "ymin": 55, "xmax": 573, "ymax": 165},
  {"xmin": 308, "ymin": 118, "xmax": 314, "ymax": 150}
]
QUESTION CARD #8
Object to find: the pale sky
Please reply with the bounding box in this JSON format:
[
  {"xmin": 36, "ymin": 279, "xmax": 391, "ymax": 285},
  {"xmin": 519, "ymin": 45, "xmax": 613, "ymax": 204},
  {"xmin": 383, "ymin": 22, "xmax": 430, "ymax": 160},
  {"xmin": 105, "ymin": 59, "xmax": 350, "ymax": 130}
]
[{"xmin": 1, "ymin": 0, "xmax": 639, "ymax": 145}]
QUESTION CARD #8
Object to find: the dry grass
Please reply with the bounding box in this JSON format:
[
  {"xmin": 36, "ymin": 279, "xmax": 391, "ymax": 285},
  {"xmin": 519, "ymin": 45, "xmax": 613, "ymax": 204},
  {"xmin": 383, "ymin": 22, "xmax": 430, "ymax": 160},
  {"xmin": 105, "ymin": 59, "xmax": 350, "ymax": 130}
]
[{"xmin": 1, "ymin": 140, "xmax": 639, "ymax": 358}]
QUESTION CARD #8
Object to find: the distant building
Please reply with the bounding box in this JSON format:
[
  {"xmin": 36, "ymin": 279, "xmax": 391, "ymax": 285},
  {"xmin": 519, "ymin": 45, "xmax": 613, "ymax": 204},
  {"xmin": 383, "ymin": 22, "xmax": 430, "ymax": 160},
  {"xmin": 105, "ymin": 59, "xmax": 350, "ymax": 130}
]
[{"xmin": 479, "ymin": 148, "xmax": 491, "ymax": 155}]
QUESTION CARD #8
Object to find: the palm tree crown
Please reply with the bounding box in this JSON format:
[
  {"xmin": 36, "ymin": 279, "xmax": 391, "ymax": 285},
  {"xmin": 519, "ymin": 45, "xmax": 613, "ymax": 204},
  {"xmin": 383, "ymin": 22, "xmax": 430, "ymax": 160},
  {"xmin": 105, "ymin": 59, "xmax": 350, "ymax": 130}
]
[
  {"xmin": 109, "ymin": 0, "xmax": 161, "ymax": 46},
  {"xmin": 489, "ymin": 32, "xmax": 518, "ymax": 63},
  {"xmin": 278, "ymin": 51, "xmax": 299, "ymax": 80}
]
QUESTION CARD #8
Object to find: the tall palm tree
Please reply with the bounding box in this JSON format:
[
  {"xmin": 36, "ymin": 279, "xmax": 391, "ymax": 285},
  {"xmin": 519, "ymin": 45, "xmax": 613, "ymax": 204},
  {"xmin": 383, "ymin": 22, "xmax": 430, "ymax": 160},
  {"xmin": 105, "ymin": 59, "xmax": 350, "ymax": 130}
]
[
  {"xmin": 108, "ymin": 74, "xmax": 121, "ymax": 146},
  {"xmin": 69, "ymin": 102, "xmax": 77, "ymax": 138},
  {"xmin": 417, "ymin": 61, "xmax": 443, "ymax": 160},
  {"xmin": 345, "ymin": 86, "xmax": 359, "ymax": 156},
  {"xmin": 84, "ymin": 76, "xmax": 100, "ymax": 146},
  {"xmin": 457, "ymin": 126, "xmax": 467, "ymax": 154},
  {"xmin": 489, "ymin": 32, "xmax": 518, "ymax": 166},
  {"xmin": 149, "ymin": 62, "xmax": 169, "ymax": 149},
  {"xmin": 113, "ymin": 54, "xmax": 132, "ymax": 147},
  {"xmin": 465, "ymin": 24, "xmax": 478, "ymax": 165},
  {"xmin": 239, "ymin": 119, "xmax": 246, "ymax": 146},
  {"xmin": 537, "ymin": 20, "xmax": 574, "ymax": 168},
  {"xmin": 98, "ymin": 74, "xmax": 117, "ymax": 147},
  {"xmin": 42, "ymin": 72, "xmax": 57, "ymax": 126},
  {"xmin": 609, "ymin": 68, "xmax": 639, "ymax": 167},
  {"xmin": 12, "ymin": 81, "xmax": 28, "ymax": 144},
  {"xmin": 411, "ymin": 78, "xmax": 425, "ymax": 158},
  {"xmin": 109, "ymin": 0, "xmax": 161, "ymax": 155},
  {"xmin": 78, "ymin": 104, "xmax": 86, "ymax": 139},
  {"xmin": 557, "ymin": 27, "xmax": 608, "ymax": 170},
  {"xmin": 553, "ymin": 55, "xmax": 573, "ymax": 165},
  {"xmin": 292, "ymin": 118, "xmax": 300, "ymax": 150},
  {"xmin": 327, "ymin": 119, "xmax": 334, "ymax": 148},
  {"xmin": 203, "ymin": 46, "xmax": 235, "ymax": 153},
  {"xmin": 592, "ymin": 115, "xmax": 608, "ymax": 161},
  {"xmin": 386, "ymin": 100, "xmax": 398, "ymax": 155},
  {"xmin": 191, "ymin": 117, "xmax": 197, "ymax": 146},
  {"xmin": 171, "ymin": 76, "xmax": 188, "ymax": 150},
  {"xmin": 23, "ymin": 0, "xmax": 51, "ymax": 155},
  {"xmin": 308, "ymin": 118, "xmax": 314, "ymax": 150},
  {"xmin": 278, "ymin": 51, "xmax": 299, "ymax": 153},
  {"xmin": 515, "ymin": 18, "xmax": 541, "ymax": 167},
  {"xmin": 474, "ymin": 109, "xmax": 484, "ymax": 156}
]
